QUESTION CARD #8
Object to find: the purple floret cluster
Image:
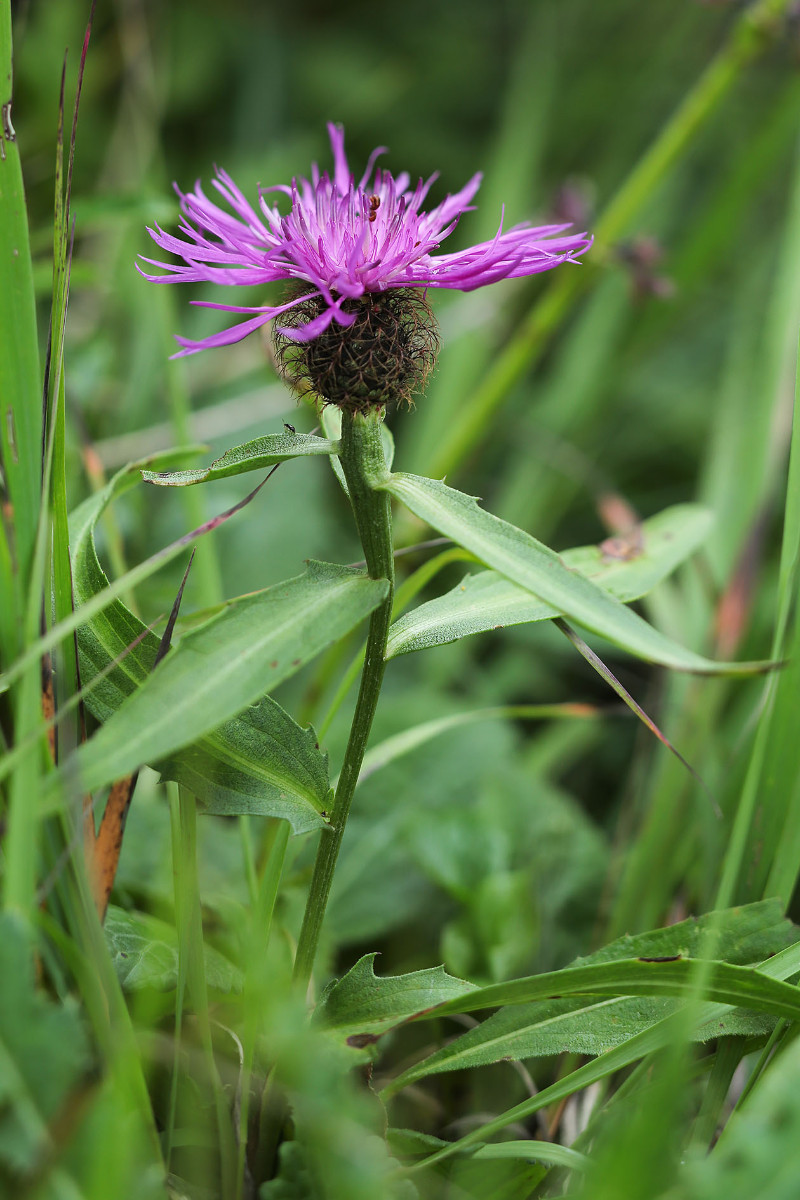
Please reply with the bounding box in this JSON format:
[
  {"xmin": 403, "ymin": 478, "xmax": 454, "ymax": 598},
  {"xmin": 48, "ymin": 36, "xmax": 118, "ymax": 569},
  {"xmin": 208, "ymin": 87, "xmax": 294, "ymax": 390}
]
[{"xmin": 141, "ymin": 123, "xmax": 591, "ymax": 356}]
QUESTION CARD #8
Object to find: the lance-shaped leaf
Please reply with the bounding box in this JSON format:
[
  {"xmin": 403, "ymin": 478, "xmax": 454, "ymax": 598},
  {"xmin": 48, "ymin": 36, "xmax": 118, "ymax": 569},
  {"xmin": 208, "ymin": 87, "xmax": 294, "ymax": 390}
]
[
  {"xmin": 141, "ymin": 431, "xmax": 338, "ymax": 487},
  {"xmin": 385, "ymin": 977, "xmax": 792, "ymax": 1093},
  {"xmin": 387, "ymin": 504, "xmax": 713, "ymax": 657},
  {"xmin": 67, "ymin": 560, "xmax": 387, "ymax": 798},
  {"xmin": 378, "ymin": 473, "xmax": 766, "ymax": 673},
  {"xmin": 70, "ymin": 458, "xmax": 335, "ymax": 832},
  {"xmin": 432, "ymin": 956, "xmax": 800, "ymax": 1021},
  {"xmin": 382, "ymin": 901, "xmax": 799, "ymax": 1093},
  {"xmin": 396, "ymin": 940, "xmax": 800, "ymax": 1170}
]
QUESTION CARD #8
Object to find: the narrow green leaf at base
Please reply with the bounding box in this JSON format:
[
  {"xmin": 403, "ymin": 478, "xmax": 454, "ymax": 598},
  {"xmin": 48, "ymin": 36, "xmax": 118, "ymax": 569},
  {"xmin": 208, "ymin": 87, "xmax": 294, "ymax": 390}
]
[
  {"xmin": 67, "ymin": 559, "xmax": 387, "ymax": 800},
  {"xmin": 388, "ymin": 1128, "xmax": 591, "ymax": 1175},
  {"xmin": 69, "ymin": 456, "xmax": 335, "ymax": 832},
  {"xmin": 383, "ymin": 901, "xmax": 799, "ymax": 1090}
]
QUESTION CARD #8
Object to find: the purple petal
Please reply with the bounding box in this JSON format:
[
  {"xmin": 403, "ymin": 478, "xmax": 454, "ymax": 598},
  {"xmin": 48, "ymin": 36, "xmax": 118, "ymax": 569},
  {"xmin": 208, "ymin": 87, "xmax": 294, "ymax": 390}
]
[
  {"xmin": 327, "ymin": 123, "xmax": 351, "ymax": 195},
  {"xmin": 141, "ymin": 124, "xmax": 592, "ymax": 360},
  {"xmin": 421, "ymin": 173, "xmax": 482, "ymax": 233},
  {"xmin": 277, "ymin": 299, "xmax": 358, "ymax": 343},
  {"xmin": 358, "ymin": 142, "xmax": 389, "ymax": 191},
  {"xmin": 171, "ymin": 312, "xmax": 273, "ymax": 358}
]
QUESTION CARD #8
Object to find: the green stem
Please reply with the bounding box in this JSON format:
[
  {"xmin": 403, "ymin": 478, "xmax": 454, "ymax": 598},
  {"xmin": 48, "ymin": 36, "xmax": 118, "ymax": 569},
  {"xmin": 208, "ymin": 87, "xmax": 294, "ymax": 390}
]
[
  {"xmin": 318, "ymin": 547, "xmax": 474, "ymax": 738},
  {"xmin": 293, "ymin": 409, "xmax": 394, "ymax": 989}
]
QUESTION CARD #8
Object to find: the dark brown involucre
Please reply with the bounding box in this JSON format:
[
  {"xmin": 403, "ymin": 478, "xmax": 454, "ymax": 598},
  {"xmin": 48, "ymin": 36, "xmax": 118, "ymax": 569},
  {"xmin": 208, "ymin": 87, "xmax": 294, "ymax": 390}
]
[{"xmin": 274, "ymin": 287, "xmax": 439, "ymax": 413}]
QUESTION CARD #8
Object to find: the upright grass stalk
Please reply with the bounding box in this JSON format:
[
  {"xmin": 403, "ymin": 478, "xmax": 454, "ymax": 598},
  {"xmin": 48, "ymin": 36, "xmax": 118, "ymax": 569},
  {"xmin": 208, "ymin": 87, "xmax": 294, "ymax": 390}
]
[
  {"xmin": 247, "ymin": 819, "xmax": 291, "ymax": 1192},
  {"xmin": 170, "ymin": 784, "xmax": 238, "ymax": 1195},
  {"xmin": 293, "ymin": 409, "xmax": 394, "ymax": 989},
  {"xmin": 714, "ymin": 139, "xmax": 800, "ymax": 913},
  {"xmin": 1, "ymin": 0, "xmax": 46, "ymax": 920},
  {"xmin": 0, "ymin": 2, "xmax": 41, "ymax": 596},
  {"xmin": 38, "ymin": 869, "xmax": 164, "ymax": 1168},
  {"xmin": 423, "ymin": 0, "xmax": 794, "ymax": 482}
]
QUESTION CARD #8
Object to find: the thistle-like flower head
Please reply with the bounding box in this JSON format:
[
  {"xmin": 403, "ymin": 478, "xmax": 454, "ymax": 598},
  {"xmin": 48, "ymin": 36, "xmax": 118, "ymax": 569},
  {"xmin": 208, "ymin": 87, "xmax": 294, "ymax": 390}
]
[{"xmin": 140, "ymin": 123, "xmax": 592, "ymax": 361}]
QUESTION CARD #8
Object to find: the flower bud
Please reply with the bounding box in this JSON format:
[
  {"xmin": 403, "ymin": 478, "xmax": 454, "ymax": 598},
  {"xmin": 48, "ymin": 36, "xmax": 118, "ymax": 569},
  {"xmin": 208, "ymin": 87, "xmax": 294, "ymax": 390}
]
[{"xmin": 274, "ymin": 287, "xmax": 439, "ymax": 412}]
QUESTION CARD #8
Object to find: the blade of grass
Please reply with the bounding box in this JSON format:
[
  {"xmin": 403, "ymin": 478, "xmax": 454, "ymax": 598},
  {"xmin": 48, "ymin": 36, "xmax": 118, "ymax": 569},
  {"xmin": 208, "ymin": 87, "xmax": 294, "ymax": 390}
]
[
  {"xmin": 356, "ymin": 702, "xmax": 601, "ymax": 786},
  {"xmin": 239, "ymin": 818, "xmax": 290, "ymax": 1199},
  {"xmin": 423, "ymin": 0, "xmax": 794, "ymax": 482},
  {"xmin": 0, "ymin": 457, "xmax": 273, "ymax": 696},
  {"xmin": 169, "ymin": 784, "xmax": 238, "ymax": 1193},
  {"xmin": 555, "ymin": 619, "xmax": 719, "ymax": 817},
  {"xmin": 0, "ymin": 0, "xmax": 42, "ymax": 598},
  {"xmin": 715, "ymin": 134, "xmax": 800, "ymax": 912},
  {"xmin": 397, "ymin": 941, "xmax": 800, "ymax": 1170}
]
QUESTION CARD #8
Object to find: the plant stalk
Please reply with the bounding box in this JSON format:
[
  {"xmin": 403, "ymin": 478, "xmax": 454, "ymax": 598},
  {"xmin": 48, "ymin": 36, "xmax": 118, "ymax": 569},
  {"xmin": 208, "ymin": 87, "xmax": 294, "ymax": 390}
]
[{"xmin": 293, "ymin": 409, "xmax": 394, "ymax": 990}]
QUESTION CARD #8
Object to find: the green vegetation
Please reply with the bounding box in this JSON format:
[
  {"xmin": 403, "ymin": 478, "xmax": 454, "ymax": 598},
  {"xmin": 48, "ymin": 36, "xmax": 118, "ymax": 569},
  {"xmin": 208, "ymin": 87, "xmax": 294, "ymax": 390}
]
[{"xmin": 3, "ymin": 1, "xmax": 800, "ymax": 1197}]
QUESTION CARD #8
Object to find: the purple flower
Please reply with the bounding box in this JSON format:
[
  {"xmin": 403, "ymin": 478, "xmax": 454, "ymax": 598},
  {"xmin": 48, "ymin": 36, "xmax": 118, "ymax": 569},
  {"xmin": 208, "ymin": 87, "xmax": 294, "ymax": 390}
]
[{"xmin": 140, "ymin": 124, "xmax": 591, "ymax": 357}]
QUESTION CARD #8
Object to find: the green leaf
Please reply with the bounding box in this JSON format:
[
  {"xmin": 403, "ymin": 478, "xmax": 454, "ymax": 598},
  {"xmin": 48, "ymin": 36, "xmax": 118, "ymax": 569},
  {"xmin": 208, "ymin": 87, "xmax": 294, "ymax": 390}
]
[
  {"xmin": 387, "ymin": 504, "xmax": 713, "ymax": 657},
  {"xmin": 70, "ymin": 458, "xmax": 333, "ymax": 832},
  {"xmin": 155, "ymin": 698, "xmax": 333, "ymax": 823},
  {"xmin": 141, "ymin": 431, "xmax": 338, "ymax": 487},
  {"xmin": 379, "ymin": 473, "xmax": 764, "ymax": 673},
  {"xmin": 104, "ymin": 906, "xmax": 242, "ymax": 993},
  {"xmin": 384, "ymin": 902, "xmax": 799, "ymax": 1089},
  {"xmin": 437, "ymin": 955, "xmax": 800, "ymax": 1019},
  {"xmin": 385, "ymin": 949, "xmax": 800, "ymax": 1169},
  {"xmin": 0, "ymin": 916, "xmax": 89, "ymax": 1177},
  {"xmin": 470, "ymin": 1141, "xmax": 590, "ymax": 1172},
  {"xmin": 317, "ymin": 953, "xmax": 477, "ymax": 1041},
  {"xmin": 388, "ymin": 1128, "xmax": 590, "ymax": 1174},
  {"xmin": 67, "ymin": 559, "xmax": 388, "ymax": 799},
  {"xmin": 387, "ymin": 975, "xmax": 785, "ymax": 1088}
]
